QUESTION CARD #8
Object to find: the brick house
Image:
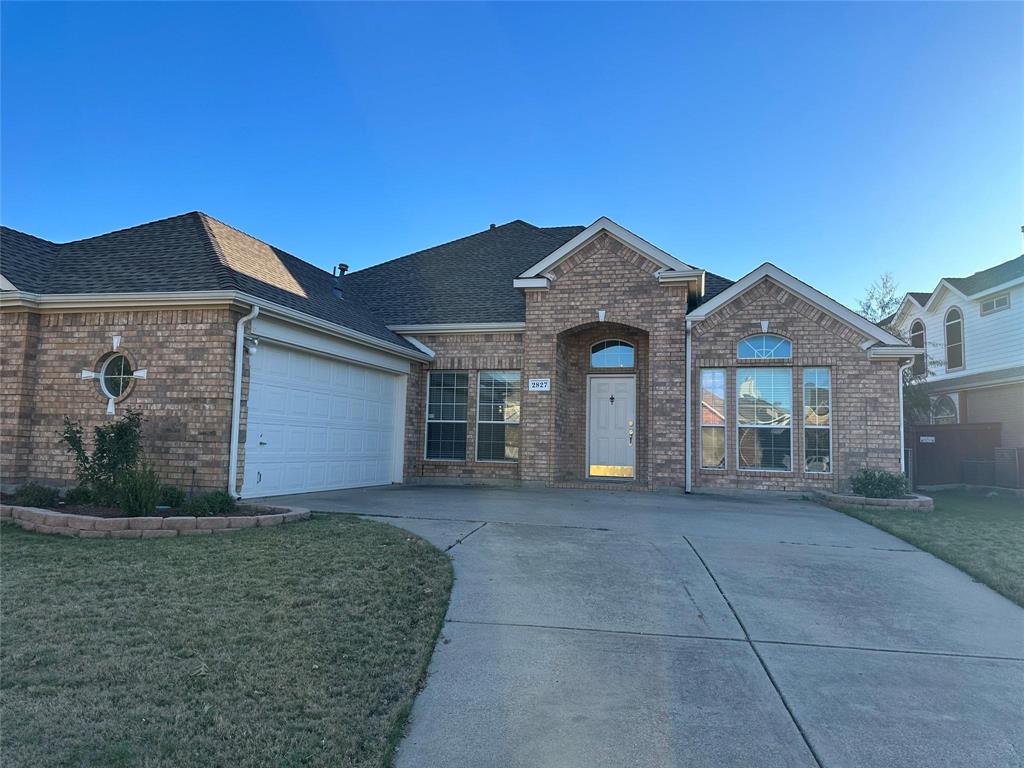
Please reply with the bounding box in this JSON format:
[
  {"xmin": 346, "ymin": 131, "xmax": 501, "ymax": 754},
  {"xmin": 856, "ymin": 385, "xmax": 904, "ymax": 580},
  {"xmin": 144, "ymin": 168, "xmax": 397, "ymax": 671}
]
[{"xmin": 0, "ymin": 213, "xmax": 919, "ymax": 497}]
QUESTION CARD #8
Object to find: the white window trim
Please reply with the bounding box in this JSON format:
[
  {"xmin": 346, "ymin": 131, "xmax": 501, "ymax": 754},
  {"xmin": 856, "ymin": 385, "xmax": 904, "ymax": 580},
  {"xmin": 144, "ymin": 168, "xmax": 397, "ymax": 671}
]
[
  {"xmin": 99, "ymin": 353, "xmax": 134, "ymax": 400},
  {"xmin": 803, "ymin": 367, "xmax": 833, "ymax": 475},
  {"xmin": 424, "ymin": 370, "xmax": 469, "ymax": 462},
  {"xmin": 699, "ymin": 368, "xmax": 727, "ymax": 471},
  {"xmin": 736, "ymin": 367, "xmax": 794, "ymax": 473},
  {"xmin": 475, "ymin": 370, "xmax": 521, "ymax": 464},
  {"xmin": 980, "ymin": 292, "xmax": 1010, "ymax": 316},
  {"xmin": 944, "ymin": 306, "xmax": 965, "ymax": 373},
  {"xmin": 736, "ymin": 333, "xmax": 793, "ymax": 361}
]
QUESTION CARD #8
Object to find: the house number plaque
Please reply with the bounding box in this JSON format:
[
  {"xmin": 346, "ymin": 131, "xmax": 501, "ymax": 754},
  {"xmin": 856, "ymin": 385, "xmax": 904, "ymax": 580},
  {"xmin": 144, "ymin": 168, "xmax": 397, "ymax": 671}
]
[{"xmin": 528, "ymin": 378, "xmax": 551, "ymax": 392}]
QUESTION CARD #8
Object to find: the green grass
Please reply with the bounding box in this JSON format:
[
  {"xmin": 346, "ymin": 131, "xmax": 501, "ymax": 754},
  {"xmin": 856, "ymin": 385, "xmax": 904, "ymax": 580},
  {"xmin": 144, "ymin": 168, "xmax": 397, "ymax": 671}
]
[
  {"xmin": 839, "ymin": 489, "xmax": 1024, "ymax": 607},
  {"xmin": 1, "ymin": 515, "xmax": 452, "ymax": 768}
]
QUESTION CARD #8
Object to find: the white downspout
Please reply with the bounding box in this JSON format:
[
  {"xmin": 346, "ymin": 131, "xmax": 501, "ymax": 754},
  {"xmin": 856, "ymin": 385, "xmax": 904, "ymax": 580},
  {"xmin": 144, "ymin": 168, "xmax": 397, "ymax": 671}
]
[
  {"xmin": 685, "ymin": 318, "xmax": 693, "ymax": 493},
  {"xmin": 898, "ymin": 360, "xmax": 912, "ymax": 474},
  {"xmin": 228, "ymin": 304, "xmax": 260, "ymax": 497}
]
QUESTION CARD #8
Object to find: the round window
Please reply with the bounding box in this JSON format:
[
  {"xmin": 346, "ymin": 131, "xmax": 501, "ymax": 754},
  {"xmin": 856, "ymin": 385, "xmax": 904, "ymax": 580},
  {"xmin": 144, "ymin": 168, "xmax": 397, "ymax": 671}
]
[{"xmin": 100, "ymin": 354, "xmax": 134, "ymax": 399}]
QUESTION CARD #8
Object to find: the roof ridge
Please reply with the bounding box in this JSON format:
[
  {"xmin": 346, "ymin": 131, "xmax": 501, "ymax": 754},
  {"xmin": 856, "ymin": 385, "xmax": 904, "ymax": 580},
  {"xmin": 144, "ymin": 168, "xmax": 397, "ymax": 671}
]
[
  {"xmin": 0, "ymin": 225, "xmax": 58, "ymax": 245},
  {"xmin": 56, "ymin": 211, "xmax": 203, "ymax": 246},
  {"xmin": 951, "ymin": 253, "xmax": 1024, "ymax": 281}
]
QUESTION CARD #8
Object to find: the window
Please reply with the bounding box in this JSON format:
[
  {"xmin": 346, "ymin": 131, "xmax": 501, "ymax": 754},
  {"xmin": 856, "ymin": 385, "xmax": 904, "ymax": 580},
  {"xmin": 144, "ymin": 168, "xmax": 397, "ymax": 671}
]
[
  {"xmin": 931, "ymin": 395, "xmax": 958, "ymax": 425},
  {"xmin": 591, "ymin": 340, "xmax": 634, "ymax": 368},
  {"xmin": 909, "ymin": 320, "xmax": 927, "ymax": 376},
  {"xmin": 100, "ymin": 354, "xmax": 134, "ymax": 399},
  {"xmin": 737, "ymin": 334, "xmax": 792, "ymax": 360},
  {"xmin": 700, "ymin": 369, "xmax": 726, "ymax": 469},
  {"xmin": 980, "ymin": 293, "xmax": 1010, "ymax": 316},
  {"xmin": 944, "ymin": 308, "xmax": 964, "ymax": 371},
  {"xmin": 477, "ymin": 371, "xmax": 521, "ymax": 462},
  {"xmin": 425, "ymin": 372, "xmax": 468, "ymax": 460},
  {"xmin": 737, "ymin": 368, "xmax": 792, "ymax": 470},
  {"xmin": 803, "ymin": 368, "xmax": 831, "ymax": 473}
]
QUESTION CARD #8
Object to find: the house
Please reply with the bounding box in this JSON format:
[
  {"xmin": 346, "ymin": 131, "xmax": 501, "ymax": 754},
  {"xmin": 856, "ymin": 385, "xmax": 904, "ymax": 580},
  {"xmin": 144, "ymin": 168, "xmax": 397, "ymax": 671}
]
[
  {"xmin": 889, "ymin": 255, "xmax": 1024, "ymax": 448},
  {"xmin": 0, "ymin": 213, "xmax": 919, "ymax": 497}
]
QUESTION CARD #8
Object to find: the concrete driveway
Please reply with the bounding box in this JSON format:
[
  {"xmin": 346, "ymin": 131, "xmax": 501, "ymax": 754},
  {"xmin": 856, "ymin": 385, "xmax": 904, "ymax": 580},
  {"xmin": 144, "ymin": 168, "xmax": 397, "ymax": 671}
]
[{"xmin": 265, "ymin": 486, "xmax": 1024, "ymax": 768}]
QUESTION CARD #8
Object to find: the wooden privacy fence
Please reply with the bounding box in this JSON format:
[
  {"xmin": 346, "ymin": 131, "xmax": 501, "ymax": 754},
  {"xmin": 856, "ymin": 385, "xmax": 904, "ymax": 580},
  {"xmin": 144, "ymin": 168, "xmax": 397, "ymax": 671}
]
[{"xmin": 908, "ymin": 423, "xmax": 1002, "ymax": 488}]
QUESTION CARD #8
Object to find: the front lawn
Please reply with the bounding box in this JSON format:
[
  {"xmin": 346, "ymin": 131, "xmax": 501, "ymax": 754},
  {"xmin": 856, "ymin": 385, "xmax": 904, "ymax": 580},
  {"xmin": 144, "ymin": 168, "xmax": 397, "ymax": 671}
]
[
  {"xmin": 839, "ymin": 489, "xmax": 1024, "ymax": 607},
  {"xmin": 1, "ymin": 515, "xmax": 452, "ymax": 767}
]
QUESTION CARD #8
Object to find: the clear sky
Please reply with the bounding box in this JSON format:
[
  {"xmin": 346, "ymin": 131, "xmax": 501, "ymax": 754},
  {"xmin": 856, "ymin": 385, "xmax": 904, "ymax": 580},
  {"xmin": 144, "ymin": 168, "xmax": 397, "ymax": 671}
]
[{"xmin": 2, "ymin": 2, "xmax": 1021, "ymax": 306}]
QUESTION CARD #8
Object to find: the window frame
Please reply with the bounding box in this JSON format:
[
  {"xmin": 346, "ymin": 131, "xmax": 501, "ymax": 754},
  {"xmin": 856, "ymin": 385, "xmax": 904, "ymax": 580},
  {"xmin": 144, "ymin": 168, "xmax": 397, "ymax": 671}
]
[
  {"xmin": 736, "ymin": 367, "xmax": 794, "ymax": 473},
  {"xmin": 699, "ymin": 368, "xmax": 727, "ymax": 470},
  {"xmin": 475, "ymin": 370, "xmax": 521, "ymax": 463},
  {"xmin": 736, "ymin": 334, "xmax": 793, "ymax": 361},
  {"xmin": 423, "ymin": 370, "xmax": 469, "ymax": 462},
  {"xmin": 99, "ymin": 353, "xmax": 135, "ymax": 400},
  {"xmin": 802, "ymin": 367, "xmax": 832, "ymax": 475},
  {"xmin": 980, "ymin": 292, "xmax": 1010, "ymax": 316},
  {"xmin": 944, "ymin": 306, "xmax": 965, "ymax": 372},
  {"xmin": 590, "ymin": 339, "xmax": 636, "ymax": 369},
  {"xmin": 909, "ymin": 320, "xmax": 927, "ymax": 376}
]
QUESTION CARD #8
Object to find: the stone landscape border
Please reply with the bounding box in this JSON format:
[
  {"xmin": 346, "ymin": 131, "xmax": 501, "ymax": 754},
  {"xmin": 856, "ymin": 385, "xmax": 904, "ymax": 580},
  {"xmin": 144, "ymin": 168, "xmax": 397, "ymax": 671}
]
[
  {"xmin": 809, "ymin": 489, "xmax": 934, "ymax": 512},
  {"xmin": 0, "ymin": 503, "xmax": 311, "ymax": 538}
]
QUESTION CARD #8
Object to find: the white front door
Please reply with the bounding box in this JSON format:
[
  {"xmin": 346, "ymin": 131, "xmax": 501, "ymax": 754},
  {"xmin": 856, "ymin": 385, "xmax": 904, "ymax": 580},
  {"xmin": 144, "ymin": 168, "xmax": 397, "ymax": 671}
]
[{"xmin": 588, "ymin": 376, "xmax": 636, "ymax": 478}]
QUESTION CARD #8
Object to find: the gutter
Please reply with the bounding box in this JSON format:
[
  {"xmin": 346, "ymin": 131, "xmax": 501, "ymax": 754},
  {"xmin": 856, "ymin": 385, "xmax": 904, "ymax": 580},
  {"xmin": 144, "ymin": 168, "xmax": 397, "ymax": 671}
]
[
  {"xmin": 684, "ymin": 318, "xmax": 693, "ymax": 493},
  {"xmin": 228, "ymin": 304, "xmax": 260, "ymax": 497}
]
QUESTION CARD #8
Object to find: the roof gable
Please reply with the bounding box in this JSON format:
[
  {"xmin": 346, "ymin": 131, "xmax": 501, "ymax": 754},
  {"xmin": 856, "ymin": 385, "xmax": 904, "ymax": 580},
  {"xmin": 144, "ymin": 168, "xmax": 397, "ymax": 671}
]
[{"xmin": 687, "ymin": 262, "xmax": 908, "ymax": 347}]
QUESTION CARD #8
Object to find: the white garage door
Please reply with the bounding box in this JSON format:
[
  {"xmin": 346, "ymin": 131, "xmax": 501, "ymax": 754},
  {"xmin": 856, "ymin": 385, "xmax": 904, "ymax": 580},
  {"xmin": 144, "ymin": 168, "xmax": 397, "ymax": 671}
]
[{"xmin": 242, "ymin": 342, "xmax": 401, "ymax": 497}]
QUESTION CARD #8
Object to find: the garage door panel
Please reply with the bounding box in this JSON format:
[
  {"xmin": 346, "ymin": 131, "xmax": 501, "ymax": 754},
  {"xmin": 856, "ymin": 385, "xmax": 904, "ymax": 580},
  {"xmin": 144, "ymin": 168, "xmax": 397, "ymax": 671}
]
[{"xmin": 242, "ymin": 342, "xmax": 400, "ymax": 497}]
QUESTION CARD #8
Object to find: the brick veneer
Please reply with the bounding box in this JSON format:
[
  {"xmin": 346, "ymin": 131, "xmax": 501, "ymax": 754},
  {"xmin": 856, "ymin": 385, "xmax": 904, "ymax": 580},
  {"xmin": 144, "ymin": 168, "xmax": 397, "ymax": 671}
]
[
  {"xmin": 522, "ymin": 232, "xmax": 688, "ymax": 489},
  {"xmin": 0, "ymin": 306, "xmax": 242, "ymax": 492},
  {"xmin": 689, "ymin": 277, "xmax": 903, "ymax": 492}
]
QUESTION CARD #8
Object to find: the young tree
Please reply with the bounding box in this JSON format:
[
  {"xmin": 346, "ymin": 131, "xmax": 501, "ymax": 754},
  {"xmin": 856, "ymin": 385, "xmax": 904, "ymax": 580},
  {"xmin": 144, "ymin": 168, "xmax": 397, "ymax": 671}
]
[{"xmin": 858, "ymin": 272, "xmax": 902, "ymax": 330}]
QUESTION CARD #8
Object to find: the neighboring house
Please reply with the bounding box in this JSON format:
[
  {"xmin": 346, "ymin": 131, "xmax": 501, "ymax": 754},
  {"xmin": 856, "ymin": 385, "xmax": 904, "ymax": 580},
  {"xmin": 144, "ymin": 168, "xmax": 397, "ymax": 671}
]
[
  {"xmin": 889, "ymin": 255, "xmax": 1024, "ymax": 448},
  {"xmin": 0, "ymin": 213, "xmax": 918, "ymax": 497}
]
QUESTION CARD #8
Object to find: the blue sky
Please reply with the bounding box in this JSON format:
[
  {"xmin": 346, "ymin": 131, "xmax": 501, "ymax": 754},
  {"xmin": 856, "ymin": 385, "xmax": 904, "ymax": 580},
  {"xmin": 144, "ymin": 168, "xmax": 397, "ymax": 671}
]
[{"xmin": 2, "ymin": 2, "xmax": 1021, "ymax": 306}]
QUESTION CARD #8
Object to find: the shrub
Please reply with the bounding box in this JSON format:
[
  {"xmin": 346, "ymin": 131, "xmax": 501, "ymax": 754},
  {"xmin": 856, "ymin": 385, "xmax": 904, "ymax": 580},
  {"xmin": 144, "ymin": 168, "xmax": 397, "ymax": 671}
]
[
  {"xmin": 183, "ymin": 491, "xmax": 237, "ymax": 517},
  {"xmin": 118, "ymin": 465, "xmax": 163, "ymax": 517},
  {"xmin": 851, "ymin": 469, "xmax": 909, "ymax": 499},
  {"xmin": 62, "ymin": 485, "xmax": 94, "ymax": 506},
  {"xmin": 12, "ymin": 482, "xmax": 59, "ymax": 508},
  {"xmin": 159, "ymin": 485, "xmax": 186, "ymax": 508},
  {"xmin": 60, "ymin": 411, "xmax": 144, "ymax": 506}
]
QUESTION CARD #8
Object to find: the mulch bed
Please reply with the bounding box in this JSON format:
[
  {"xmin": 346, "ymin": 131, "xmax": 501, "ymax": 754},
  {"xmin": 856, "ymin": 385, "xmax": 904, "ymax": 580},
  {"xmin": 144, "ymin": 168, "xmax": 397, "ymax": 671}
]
[{"xmin": 0, "ymin": 495, "xmax": 261, "ymax": 518}]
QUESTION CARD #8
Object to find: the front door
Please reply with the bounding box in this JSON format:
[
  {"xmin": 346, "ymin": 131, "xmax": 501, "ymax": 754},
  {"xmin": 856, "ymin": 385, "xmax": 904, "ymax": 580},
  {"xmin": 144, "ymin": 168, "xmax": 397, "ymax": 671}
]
[{"xmin": 588, "ymin": 376, "xmax": 636, "ymax": 479}]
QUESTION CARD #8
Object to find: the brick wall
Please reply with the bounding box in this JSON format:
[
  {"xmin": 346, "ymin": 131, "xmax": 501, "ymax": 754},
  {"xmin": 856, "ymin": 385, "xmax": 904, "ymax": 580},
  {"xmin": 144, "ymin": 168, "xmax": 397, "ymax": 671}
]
[
  {"xmin": 404, "ymin": 331, "xmax": 524, "ymax": 482},
  {"xmin": 1, "ymin": 306, "xmax": 241, "ymax": 493},
  {"xmin": 690, "ymin": 277, "xmax": 903, "ymax": 492}
]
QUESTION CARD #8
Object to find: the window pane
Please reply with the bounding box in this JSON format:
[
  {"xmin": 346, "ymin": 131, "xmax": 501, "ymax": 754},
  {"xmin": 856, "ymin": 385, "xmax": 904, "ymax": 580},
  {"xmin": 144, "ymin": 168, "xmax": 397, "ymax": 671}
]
[
  {"xmin": 737, "ymin": 334, "xmax": 792, "ymax": 360},
  {"xmin": 910, "ymin": 322, "xmax": 926, "ymax": 375},
  {"xmin": 701, "ymin": 427, "xmax": 725, "ymax": 469},
  {"xmin": 737, "ymin": 368, "xmax": 791, "ymax": 426},
  {"xmin": 804, "ymin": 429, "xmax": 831, "ymax": 473},
  {"xmin": 701, "ymin": 369, "xmax": 725, "ymax": 426},
  {"xmin": 426, "ymin": 422, "xmax": 466, "ymax": 460},
  {"xmin": 477, "ymin": 423, "xmax": 519, "ymax": 461},
  {"xmin": 591, "ymin": 340, "xmax": 635, "ymax": 368},
  {"xmin": 102, "ymin": 354, "xmax": 133, "ymax": 398},
  {"xmin": 738, "ymin": 427, "xmax": 792, "ymax": 470},
  {"xmin": 426, "ymin": 372, "xmax": 468, "ymax": 459},
  {"xmin": 802, "ymin": 368, "xmax": 831, "ymax": 427},
  {"xmin": 478, "ymin": 371, "xmax": 521, "ymax": 424}
]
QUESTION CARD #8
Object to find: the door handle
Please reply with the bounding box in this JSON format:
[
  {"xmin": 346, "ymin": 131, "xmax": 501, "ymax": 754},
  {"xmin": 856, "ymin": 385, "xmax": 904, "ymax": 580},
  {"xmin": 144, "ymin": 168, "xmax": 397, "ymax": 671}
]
[{"xmin": 628, "ymin": 428, "xmax": 635, "ymax": 446}]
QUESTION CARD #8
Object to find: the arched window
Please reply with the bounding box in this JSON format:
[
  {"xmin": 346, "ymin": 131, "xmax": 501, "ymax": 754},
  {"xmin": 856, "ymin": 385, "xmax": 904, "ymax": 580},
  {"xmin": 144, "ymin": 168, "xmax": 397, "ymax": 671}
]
[
  {"xmin": 591, "ymin": 340, "xmax": 634, "ymax": 368},
  {"xmin": 737, "ymin": 334, "xmax": 792, "ymax": 360},
  {"xmin": 944, "ymin": 308, "xmax": 964, "ymax": 371},
  {"xmin": 931, "ymin": 395, "xmax": 958, "ymax": 425},
  {"xmin": 909, "ymin": 320, "xmax": 926, "ymax": 376}
]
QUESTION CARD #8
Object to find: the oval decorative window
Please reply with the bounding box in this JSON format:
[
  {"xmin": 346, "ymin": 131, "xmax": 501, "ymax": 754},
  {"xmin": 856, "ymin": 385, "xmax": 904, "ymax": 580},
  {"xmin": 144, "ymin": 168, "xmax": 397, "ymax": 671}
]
[
  {"xmin": 591, "ymin": 340, "xmax": 635, "ymax": 368},
  {"xmin": 737, "ymin": 334, "xmax": 792, "ymax": 360},
  {"xmin": 100, "ymin": 353, "xmax": 135, "ymax": 399}
]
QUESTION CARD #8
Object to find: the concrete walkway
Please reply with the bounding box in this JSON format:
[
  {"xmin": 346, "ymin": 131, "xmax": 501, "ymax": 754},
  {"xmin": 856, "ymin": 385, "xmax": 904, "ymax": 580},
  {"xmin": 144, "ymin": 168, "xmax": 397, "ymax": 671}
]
[{"xmin": 264, "ymin": 485, "xmax": 1024, "ymax": 768}]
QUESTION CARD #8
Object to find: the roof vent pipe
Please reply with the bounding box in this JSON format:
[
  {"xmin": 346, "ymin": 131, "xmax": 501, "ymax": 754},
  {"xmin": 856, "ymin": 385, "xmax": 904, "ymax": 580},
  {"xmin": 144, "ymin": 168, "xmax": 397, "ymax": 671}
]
[{"xmin": 333, "ymin": 263, "xmax": 348, "ymax": 299}]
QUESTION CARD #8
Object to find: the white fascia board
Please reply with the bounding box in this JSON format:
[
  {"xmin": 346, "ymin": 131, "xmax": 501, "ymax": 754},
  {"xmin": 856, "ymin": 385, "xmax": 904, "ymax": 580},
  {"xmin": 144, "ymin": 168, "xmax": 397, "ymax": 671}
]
[
  {"xmin": 387, "ymin": 322, "xmax": 526, "ymax": 334},
  {"xmin": 686, "ymin": 262, "xmax": 908, "ymax": 346},
  {"xmin": 657, "ymin": 268, "xmax": 705, "ymax": 292},
  {"xmin": 517, "ymin": 216, "xmax": 693, "ymax": 279},
  {"xmin": 0, "ymin": 275, "xmax": 17, "ymax": 291},
  {"xmin": 401, "ymin": 335, "xmax": 436, "ymax": 359},
  {"xmin": 867, "ymin": 346, "xmax": 924, "ymax": 360},
  {"xmin": 512, "ymin": 277, "xmax": 550, "ymax": 289},
  {"xmin": 892, "ymin": 294, "xmax": 923, "ymax": 327},
  {"xmin": 922, "ymin": 280, "xmax": 967, "ymax": 312}
]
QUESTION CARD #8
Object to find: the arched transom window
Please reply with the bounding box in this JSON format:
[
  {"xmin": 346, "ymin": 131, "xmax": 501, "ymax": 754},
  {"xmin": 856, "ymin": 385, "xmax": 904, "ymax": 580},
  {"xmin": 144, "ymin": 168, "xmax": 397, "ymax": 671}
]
[
  {"xmin": 591, "ymin": 340, "xmax": 635, "ymax": 368},
  {"xmin": 737, "ymin": 334, "xmax": 792, "ymax": 360}
]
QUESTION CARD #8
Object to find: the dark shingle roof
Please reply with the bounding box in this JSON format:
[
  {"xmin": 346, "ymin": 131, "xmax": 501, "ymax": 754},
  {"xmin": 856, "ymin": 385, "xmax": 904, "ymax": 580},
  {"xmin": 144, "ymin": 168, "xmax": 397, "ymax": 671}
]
[
  {"xmin": 946, "ymin": 254, "xmax": 1024, "ymax": 296},
  {"xmin": 908, "ymin": 291, "xmax": 932, "ymax": 305},
  {"xmin": 0, "ymin": 213, "xmax": 413, "ymax": 350},
  {"xmin": 345, "ymin": 220, "xmax": 584, "ymax": 325}
]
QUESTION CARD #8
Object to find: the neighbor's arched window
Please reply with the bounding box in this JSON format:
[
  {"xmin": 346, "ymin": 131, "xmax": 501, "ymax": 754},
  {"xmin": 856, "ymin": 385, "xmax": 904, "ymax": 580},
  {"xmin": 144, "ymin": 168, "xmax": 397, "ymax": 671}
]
[
  {"xmin": 910, "ymin": 320, "xmax": 927, "ymax": 376},
  {"xmin": 737, "ymin": 334, "xmax": 792, "ymax": 360},
  {"xmin": 931, "ymin": 394, "xmax": 958, "ymax": 425},
  {"xmin": 591, "ymin": 340, "xmax": 635, "ymax": 368},
  {"xmin": 944, "ymin": 308, "xmax": 964, "ymax": 371}
]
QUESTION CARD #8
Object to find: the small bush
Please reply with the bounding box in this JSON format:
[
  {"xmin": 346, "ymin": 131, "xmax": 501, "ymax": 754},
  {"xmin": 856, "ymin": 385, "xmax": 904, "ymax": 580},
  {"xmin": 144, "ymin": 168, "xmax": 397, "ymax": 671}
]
[
  {"xmin": 183, "ymin": 491, "xmax": 237, "ymax": 517},
  {"xmin": 62, "ymin": 485, "xmax": 94, "ymax": 506},
  {"xmin": 60, "ymin": 411, "xmax": 144, "ymax": 506},
  {"xmin": 12, "ymin": 482, "xmax": 59, "ymax": 508},
  {"xmin": 118, "ymin": 465, "xmax": 162, "ymax": 517},
  {"xmin": 159, "ymin": 485, "xmax": 186, "ymax": 508},
  {"xmin": 851, "ymin": 469, "xmax": 909, "ymax": 499}
]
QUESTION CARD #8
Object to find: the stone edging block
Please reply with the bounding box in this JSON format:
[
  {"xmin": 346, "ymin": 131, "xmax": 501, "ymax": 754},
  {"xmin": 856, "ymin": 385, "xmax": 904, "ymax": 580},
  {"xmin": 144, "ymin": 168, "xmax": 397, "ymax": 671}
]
[
  {"xmin": 0, "ymin": 504, "xmax": 312, "ymax": 540},
  {"xmin": 808, "ymin": 490, "xmax": 934, "ymax": 512}
]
